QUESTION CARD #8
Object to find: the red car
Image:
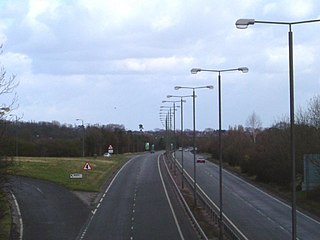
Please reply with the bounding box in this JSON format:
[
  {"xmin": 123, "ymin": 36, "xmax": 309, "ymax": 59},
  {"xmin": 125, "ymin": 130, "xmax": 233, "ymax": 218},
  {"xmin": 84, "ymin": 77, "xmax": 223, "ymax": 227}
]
[{"xmin": 197, "ymin": 158, "xmax": 205, "ymax": 163}]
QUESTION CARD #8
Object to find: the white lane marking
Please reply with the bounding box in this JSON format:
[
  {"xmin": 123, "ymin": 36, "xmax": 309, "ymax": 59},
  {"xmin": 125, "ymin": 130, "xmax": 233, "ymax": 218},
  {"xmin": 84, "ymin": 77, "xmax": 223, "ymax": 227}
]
[
  {"xmin": 177, "ymin": 155, "xmax": 304, "ymax": 239},
  {"xmin": 79, "ymin": 155, "xmax": 139, "ymax": 239},
  {"xmin": 215, "ymin": 163, "xmax": 320, "ymax": 225},
  {"xmin": 158, "ymin": 155, "xmax": 185, "ymax": 240},
  {"xmin": 11, "ymin": 192, "xmax": 23, "ymax": 240},
  {"xmin": 36, "ymin": 187, "xmax": 43, "ymax": 194}
]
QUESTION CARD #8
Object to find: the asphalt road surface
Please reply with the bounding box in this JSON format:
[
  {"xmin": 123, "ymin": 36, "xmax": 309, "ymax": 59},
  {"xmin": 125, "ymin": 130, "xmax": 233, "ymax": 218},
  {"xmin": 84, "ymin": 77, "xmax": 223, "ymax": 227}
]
[
  {"xmin": 175, "ymin": 151, "xmax": 320, "ymax": 240},
  {"xmin": 78, "ymin": 152, "xmax": 198, "ymax": 240},
  {"xmin": 9, "ymin": 176, "xmax": 90, "ymax": 240}
]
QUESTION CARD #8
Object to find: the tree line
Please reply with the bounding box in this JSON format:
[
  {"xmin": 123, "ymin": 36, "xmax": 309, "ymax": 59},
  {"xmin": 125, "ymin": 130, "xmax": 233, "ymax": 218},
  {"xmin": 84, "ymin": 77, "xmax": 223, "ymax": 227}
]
[{"xmin": 0, "ymin": 121, "xmax": 167, "ymax": 157}]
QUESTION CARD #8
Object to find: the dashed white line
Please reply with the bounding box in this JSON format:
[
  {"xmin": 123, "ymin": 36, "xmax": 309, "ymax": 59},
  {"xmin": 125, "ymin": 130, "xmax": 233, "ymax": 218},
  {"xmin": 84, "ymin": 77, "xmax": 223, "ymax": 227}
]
[
  {"xmin": 36, "ymin": 187, "xmax": 43, "ymax": 194},
  {"xmin": 79, "ymin": 155, "xmax": 138, "ymax": 239}
]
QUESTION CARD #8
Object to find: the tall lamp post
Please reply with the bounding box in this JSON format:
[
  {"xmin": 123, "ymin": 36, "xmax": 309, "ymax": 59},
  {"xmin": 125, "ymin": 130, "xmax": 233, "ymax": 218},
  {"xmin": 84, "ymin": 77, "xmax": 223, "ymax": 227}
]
[
  {"xmin": 175, "ymin": 85, "xmax": 213, "ymax": 207},
  {"xmin": 236, "ymin": 18, "xmax": 320, "ymax": 240},
  {"xmin": 160, "ymin": 106, "xmax": 173, "ymax": 155},
  {"xmin": 167, "ymin": 95, "xmax": 192, "ymax": 189},
  {"xmin": 191, "ymin": 67, "xmax": 248, "ymax": 239},
  {"xmin": 76, "ymin": 118, "xmax": 85, "ymax": 158},
  {"xmin": 163, "ymin": 100, "xmax": 180, "ymax": 175}
]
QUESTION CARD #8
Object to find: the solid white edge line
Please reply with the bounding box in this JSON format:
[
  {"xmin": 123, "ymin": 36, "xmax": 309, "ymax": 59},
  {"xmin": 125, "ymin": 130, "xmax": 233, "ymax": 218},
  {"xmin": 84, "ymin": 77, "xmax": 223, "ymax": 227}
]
[
  {"xmin": 11, "ymin": 192, "xmax": 23, "ymax": 240},
  {"xmin": 163, "ymin": 154, "xmax": 208, "ymax": 240},
  {"xmin": 157, "ymin": 155, "xmax": 185, "ymax": 240}
]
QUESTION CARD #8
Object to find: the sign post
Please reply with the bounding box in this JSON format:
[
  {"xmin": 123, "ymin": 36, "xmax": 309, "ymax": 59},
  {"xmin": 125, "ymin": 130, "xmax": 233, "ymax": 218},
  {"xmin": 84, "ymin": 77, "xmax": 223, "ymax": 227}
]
[
  {"xmin": 108, "ymin": 145, "xmax": 113, "ymax": 154},
  {"xmin": 83, "ymin": 162, "xmax": 92, "ymax": 171},
  {"xmin": 83, "ymin": 161, "xmax": 92, "ymax": 179}
]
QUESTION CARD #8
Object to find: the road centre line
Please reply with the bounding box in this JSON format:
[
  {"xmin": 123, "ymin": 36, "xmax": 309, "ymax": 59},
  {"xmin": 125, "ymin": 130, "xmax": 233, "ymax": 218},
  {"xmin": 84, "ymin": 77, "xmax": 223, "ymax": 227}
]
[
  {"xmin": 158, "ymin": 155, "xmax": 185, "ymax": 240},
  {"xmin": 200, "ymin": 164, "xmax": 292, "ymax": 236},
  {"xmin": 219, "ymin": 162, "xmax": 320, "ymax": 225}
]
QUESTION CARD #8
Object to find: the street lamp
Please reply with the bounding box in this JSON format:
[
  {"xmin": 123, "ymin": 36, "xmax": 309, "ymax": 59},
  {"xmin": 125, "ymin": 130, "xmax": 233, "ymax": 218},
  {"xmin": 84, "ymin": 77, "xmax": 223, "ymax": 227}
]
[
  {"xmin": 191, "ymin": 67, "xmax": 248, "ymax": 239},
  {"xmin": 167, "ymin": 95, "xmax": 191, "ymax": 189},
  {"xmin": 160, "ymin": 106, "xmax": 172, "ymax": 154},
  {"xmin": 163, "ymin": 100, "xmax": 180, "ymax": 175},
  {"xmin": 175, "ymin": 85, "xmax": 213, "ymax": 207},
  {"xmin": 236, "ymin": 18, "xmax": 320, "ymax": 240},
  {"xmin": 76, "ymin": 118, "xmax": 85, "ymax": 158}
]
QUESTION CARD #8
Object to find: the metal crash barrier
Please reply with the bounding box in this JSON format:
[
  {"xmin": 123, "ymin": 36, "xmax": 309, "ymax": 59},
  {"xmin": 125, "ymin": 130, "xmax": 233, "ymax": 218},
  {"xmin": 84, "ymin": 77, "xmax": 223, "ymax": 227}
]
[{"xmin": 166, "ymin": 152, "xmax": 247, "ymax": 240}]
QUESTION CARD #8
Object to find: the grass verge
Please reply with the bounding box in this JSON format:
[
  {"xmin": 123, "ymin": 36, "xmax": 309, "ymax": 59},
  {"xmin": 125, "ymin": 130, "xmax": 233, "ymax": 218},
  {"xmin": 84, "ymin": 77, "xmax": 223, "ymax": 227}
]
[
  {"xmin": 7, "ymin": 154, "xmax": 132, "ymax": 192},
  {"xmin": 0, "ymin": 190, "xmax": 11, "ymax": 240}
]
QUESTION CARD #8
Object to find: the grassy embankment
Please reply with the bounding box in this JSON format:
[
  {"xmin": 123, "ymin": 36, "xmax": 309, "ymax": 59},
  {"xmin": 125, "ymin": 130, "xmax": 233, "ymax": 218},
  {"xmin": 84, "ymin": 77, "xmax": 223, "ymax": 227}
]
[{"xmin": 7, "ymin": 154, "xmax": 132, "ymax": 192}]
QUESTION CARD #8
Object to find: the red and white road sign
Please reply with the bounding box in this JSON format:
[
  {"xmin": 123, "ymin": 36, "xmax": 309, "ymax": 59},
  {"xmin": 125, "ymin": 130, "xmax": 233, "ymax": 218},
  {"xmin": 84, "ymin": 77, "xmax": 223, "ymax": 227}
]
[
  {"xmin": 83, "ymin": 162, "xmax": 92, "ymax": 171},
  {"xmin": 108, "ymin": 145, "xmax": 113, "ymax": 154}
]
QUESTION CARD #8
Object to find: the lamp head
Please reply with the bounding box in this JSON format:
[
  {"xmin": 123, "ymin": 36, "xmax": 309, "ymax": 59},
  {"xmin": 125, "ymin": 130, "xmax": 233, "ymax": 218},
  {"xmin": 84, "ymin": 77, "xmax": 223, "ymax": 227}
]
[
  {"xmin": 191, "ymin": 68, "xmax": 201, "ymax": 74},
  {"xmin": 207, "ymin": 85, "xmax": 214, "ymax": 90},
  {"xmin": 174, "ymin": 86, "xmax": 181, "ymax": 90},
  {"xmin": 235, "ymin": 19, "xmax": 255, "ymax": 29},
  {"xmin": 167, "ymin": 95, "xmax": 173, "ymax": 98},
  {"xmin": 238, "ymin": 67, "xmax": 249, "ymax": 73}
]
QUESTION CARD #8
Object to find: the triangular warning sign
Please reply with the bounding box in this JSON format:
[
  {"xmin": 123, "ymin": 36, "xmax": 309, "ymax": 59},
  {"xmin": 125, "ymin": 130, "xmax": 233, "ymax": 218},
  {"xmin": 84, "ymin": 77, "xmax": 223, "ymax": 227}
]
[{"xmin": 83, "ymin": 162, "xmax": 92, "ymax": 171}]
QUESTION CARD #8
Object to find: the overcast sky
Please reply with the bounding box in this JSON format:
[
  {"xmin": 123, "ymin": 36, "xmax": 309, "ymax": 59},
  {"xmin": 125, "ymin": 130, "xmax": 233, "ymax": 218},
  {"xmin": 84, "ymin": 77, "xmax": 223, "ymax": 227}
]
[{"xmin": 1, "ymin": 0, "xmax": 320, "ymax": 131}]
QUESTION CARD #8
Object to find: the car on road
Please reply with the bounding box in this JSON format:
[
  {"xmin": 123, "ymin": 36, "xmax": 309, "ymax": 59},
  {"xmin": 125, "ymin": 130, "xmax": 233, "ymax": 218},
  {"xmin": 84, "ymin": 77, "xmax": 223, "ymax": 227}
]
[{"xmin": 196, "ymin": 157, "xmax": 205, "ymax": 163}]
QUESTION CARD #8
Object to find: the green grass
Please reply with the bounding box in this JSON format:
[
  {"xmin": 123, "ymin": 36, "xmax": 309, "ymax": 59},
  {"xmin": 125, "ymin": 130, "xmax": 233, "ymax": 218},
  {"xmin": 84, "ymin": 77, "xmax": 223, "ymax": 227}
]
[
  {"xmin": 8, "ymin": 155, "xmax": 132, "ymax": 192},
  {"xmin": 0, "ymin": 191, "xmax": 11, "ymax": 240}
]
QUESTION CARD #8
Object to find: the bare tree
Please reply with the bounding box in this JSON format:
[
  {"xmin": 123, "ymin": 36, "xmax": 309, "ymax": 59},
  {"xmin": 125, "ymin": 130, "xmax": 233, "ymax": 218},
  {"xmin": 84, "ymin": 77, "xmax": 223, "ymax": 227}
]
[
  {"xmin": 246, "ymin": 112, "xmax": 262, "ymax": 143},
  {"xmin": 0, "ymin": 45, "xmax": 18, "ymax": 190},
  {"xmin": 295, "ymin": 106, "xmax": 307, "ymax": 126},
  {"xmin": 307, "ymin": 94, "xmax": 320, "ymax": 128},
  {"xmin": 0, "ymin": 45, "xmax": 18, "ymax": 119}
]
